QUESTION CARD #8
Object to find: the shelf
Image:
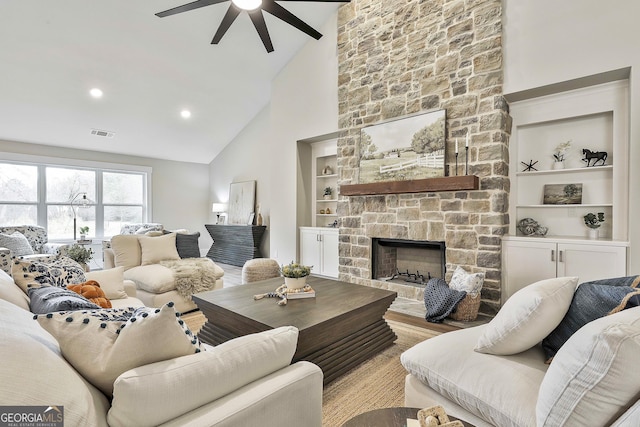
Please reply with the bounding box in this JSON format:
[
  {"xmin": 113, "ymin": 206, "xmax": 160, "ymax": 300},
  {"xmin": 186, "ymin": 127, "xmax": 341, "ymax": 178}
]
[
  {"xmin": 317, "ymin": 199, "xmax": 337, "ymax": 203},
  {"xmin": 317, "ymin": 174, "xmax": 338, "ymax": 178},
  {"xmin": 517, "ymin": 204, "xmax": 613, "ymax": 208},
  {"xmin": 340, "ymin": 175, "xmax": 479, "ymax": 196},
  {"xmin": 316, "ymin": 213, "xmax": 338, "ymax": 216},
  {"xmin": 516, "ymin": 165, "xmax": 612, "ymax": 176}
]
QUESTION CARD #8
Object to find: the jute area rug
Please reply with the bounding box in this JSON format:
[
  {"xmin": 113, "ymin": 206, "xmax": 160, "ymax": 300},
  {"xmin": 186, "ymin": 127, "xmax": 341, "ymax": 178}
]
[{"xmin": 322, "ymin": 320, "xmax": 440, "ymax": 427}]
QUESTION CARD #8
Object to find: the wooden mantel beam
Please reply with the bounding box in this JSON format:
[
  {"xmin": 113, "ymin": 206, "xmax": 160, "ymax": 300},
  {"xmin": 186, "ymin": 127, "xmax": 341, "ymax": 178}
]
[{"xmin": 339, "ymin": 175, "xmax": 479, "ymax": 196}]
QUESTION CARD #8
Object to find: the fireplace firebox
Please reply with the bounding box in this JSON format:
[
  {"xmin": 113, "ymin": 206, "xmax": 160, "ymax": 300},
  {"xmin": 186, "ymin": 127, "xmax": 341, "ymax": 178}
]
[{"xmin": 371, "ymin": 238, "xmax": 446, "ymax": 287}]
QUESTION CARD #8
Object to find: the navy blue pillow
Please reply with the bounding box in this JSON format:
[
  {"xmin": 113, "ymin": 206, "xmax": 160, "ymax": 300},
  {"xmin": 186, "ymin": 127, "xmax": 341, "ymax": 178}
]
[{"xmin": 541, "ymin": 275, "xmax": 640, "ymax": 362}]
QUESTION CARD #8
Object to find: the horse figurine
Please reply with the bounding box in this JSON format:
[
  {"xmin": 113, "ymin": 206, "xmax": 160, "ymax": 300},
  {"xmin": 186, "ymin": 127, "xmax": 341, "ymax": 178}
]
[{"xmin": 582, "ymin": 149, "xmax": 607, "ymax": 167}]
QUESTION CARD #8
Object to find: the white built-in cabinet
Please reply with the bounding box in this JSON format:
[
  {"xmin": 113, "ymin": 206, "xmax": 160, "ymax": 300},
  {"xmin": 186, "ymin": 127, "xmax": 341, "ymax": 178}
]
[
  {"xmin": 300, "ymin": 227, "xmax": 339, "ymax": 278},
  {"xmin": 503, "ymin": 80, "xmax": 629, "ymax": 300}
]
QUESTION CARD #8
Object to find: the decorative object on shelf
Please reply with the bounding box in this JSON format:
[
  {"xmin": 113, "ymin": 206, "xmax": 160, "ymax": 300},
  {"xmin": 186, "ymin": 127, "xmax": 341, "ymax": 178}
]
[
  {"xmin": 255, "ymin": 203, "xmax": 263, "ymax": 226},
  {"xmin": 323, "ymin": 186, "xmax": 333, "ymax": 200},
  {"xmin": 330, "ymin": 219, "xmax": 338, "ymax": 228},
  {"xmin": 247, "ymin": 212, "xmax": 255, "ymax": 225},
  {"xmin": 552, "ymin": 139, "xmax": 572, "ymax": 168},
  {"xmin": 228, "ymin": 180, "xmax": 256, "ymax": 225},
  {"xmin": 582, "ymin": 148, "xmax": 608, "ymax": 167},
  {"xmin": 584, "ymin": 212, "xmax": 605, "ymax": 239},
  {"xmin": 521, "ymin": 159, "xmax": 538, "ymax": 172},
  {"xmin": 319, "ymin": 209, "xmax": 325, "ymax": 215},
  {"xmin": 517, "ymin": 218, "xmax": 549, "ymax": 236},
  {"xmin": 465, "ymin": 133, "xmax": 469, "ymax": 176},
  {"xmin": 211, "ymin": 202, "xmax": 228, "ymax": 224},
  {"xmin": 79, "ymin": 226, "xmax": 89, "ymax": 240},
  {"xmin": 322, "ymin": 165, "xmax": 333, "ymax": 175},
  {"xmin": 359, "ymin": 109, "xmax": 445, "ymax": 184},
  {"xmin": 325, "ymin": 207, "xmax": 331, "ymax": 214},
  {"xmin": 454, "ymin": 139, "xmax": 459, "ymax": 176},
  {"xmin": 67, "ymin": 244, "xmax": 93, "ymax": 272},
  {"xmin": 543, "ymin": 183, "xmax": 583, "ymax": 205}
]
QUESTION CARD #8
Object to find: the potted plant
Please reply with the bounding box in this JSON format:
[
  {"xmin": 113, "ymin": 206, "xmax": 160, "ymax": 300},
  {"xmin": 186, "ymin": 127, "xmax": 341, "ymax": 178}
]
[
  {"xmin": 323, "ymin": 187, "xmax": 333, "ymax": 200},
  {"xmin": 583, "ymin": 212, "xmax": 604, "ymax": 239},
  {"xmin": 552, "ymin": 139, "xmax": 572, "ymax": 169},
  {"xmin": 79, "ymin": 226, "xmax": 90, "ymax": 240},
  {"xmin": 281, "ymin": 261, "xmax": 312, "ymax": 289},
  {"xmin": 67, "ymin": 244, "xmax": 93, "ymax": 271}
]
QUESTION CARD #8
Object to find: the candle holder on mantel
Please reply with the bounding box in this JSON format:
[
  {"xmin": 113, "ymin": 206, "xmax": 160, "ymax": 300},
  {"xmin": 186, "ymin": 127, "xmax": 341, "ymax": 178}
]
[
  {"xmin": 455, "ymin": 152, "xmax": 459, "ymax": 176},
  {"xmin": 465, "ymin": 145, "xmax": 469, "ymax": 175}
]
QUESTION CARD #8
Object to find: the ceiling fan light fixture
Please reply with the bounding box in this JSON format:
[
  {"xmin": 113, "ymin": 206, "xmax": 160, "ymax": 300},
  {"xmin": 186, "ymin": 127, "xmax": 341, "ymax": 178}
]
[{"xmin": 231, "ymin": 0, "xmax": 262, "ymax": 11}]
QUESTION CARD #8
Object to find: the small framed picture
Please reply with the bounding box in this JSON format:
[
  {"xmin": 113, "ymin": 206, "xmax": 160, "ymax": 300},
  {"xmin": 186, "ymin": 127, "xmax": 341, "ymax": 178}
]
[
  {"xmin": 247, "ymin": 212, "xmax": 255, "ymax": 225},
  {"xmin": 543, "ymin": 183, "xmax": 583, "ymax": 205}
]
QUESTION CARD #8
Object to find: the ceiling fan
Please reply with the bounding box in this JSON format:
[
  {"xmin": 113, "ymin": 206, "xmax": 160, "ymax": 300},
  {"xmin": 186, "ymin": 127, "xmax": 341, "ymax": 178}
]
[{"xmin": 156, "ymin": 0, "xmax": 350, "ymax": 53}]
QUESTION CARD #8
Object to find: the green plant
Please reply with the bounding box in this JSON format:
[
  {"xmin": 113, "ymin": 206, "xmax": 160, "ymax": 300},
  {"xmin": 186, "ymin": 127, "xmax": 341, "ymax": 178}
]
[
  {"xmin": 281, "ymin": 261, "xmax": 312, "ymax": 278},
  {"xmin": 79, "ymin": 226, "xmax": 90, "ymax": 235},
  {"xmin": 67, "ymin": 244, "xmax": 93, "ymax": 264},
  {"xmin": 583, "ymin": 212, "xmax": 605, "ymax": 229},
  {"xmin": 323, "ymin": 187, "xmax": 333, "ymax": 196}
]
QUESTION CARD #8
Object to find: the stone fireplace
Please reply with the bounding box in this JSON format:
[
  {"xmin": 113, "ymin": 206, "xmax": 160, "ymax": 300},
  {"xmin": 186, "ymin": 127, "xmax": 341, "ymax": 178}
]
[
  {"xmin": 335, "ymin": 0, "xmax": 510, "ymax": 316},
  {"xmin": 371, "ymin": 238, "xmax": 445, "ymax": 286}
]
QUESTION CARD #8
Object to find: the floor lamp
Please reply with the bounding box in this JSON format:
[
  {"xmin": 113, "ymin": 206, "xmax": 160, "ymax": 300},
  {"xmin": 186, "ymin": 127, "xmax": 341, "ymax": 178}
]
[{"xmin": 70, "ymin": 192, "xmax": 90, "ymax": 241}]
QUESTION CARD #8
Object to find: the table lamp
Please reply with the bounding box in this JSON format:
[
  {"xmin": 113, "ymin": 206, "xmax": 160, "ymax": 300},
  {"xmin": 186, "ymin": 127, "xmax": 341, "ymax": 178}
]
[{"xmin": 212, "ymin": 203, "xmax": 228, "ymax": 224}]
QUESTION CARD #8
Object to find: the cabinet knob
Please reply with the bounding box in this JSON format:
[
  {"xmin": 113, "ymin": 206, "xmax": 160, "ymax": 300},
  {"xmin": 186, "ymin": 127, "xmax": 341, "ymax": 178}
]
[
  {"xmin": 559, "ymin": 250, "xmax": 563, "ymax": 263},
  {"xmin": 551, "ymin": 250, "xmax": 555, "ymax": 262}
]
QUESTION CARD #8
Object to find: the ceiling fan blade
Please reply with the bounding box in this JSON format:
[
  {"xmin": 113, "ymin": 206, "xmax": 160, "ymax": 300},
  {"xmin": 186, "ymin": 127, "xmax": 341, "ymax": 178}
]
[
  {"xmin": 248, "ymin": 10, "xmax": 274, "ymax": 53},
  {"xmin": 261, "ymin": 0, "xmax": 322, "ymax": 40},
  {"xmin": 211, "ymin": 4, "xmax": 241, "ymax": 44},
  {"xmin": 156, "ymin": 0, "xmax": 228, "ymax": 18}
]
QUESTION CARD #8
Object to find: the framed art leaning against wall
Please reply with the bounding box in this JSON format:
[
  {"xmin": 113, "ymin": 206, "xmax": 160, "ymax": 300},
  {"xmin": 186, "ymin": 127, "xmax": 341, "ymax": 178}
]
[{"xmin": 227, "ymin": 180, "xmax": 256, "ymax": 225}]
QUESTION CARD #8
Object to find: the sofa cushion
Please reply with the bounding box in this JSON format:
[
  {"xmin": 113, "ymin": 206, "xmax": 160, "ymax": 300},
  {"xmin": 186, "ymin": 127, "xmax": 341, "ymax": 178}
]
[
  {"xmin": 29, "ymin": 285, "xmax": 101, "ymax": 314},
  {"xmin": 0, "ymin": 231, "xmax": 34, "ymax": 256},
  {"xmin": 0, "ymin": 299, "xmax": 110, "ymax": 427},
  {"xmin": 139, "ymin": 232, "xmax": 180, "ymax": 265},
  {"xmin": 175, "ymin": 232, "xmax": 201, "ymax": 258},
  {"xmin": 108, "ymin": 326, "xmax": 298, "ymax": 427},
  {"xmin": 475, "ymin": 276, "xmax": 578, "ymax": 355},
  {"xmin": 111, "ymin": 235, "xmax": 142, "ymax": 271},
  {"xmin": 537, "ymin": 307, "xmax": 640, "ymax": 427},
  {"xmin": 124, "ymin": 264, "xmax": 176, "ymax": 294},
  {"xmin": 541, "ymin": 275, "xmax": 640, "ymax": 362},
  {"xmin": 12, "ymin": 256, "xmax": 87, "ymax": 293},
  {"xmin": 0, "ymin": 268, "xmax": 30, "ymax": 310},
  {"xmin": 85, "ymin": 266, "xmax": 128, "ymax": 300},
  {"xmin": 449, "ymin": 266, "xmax": 484, "ymax": 296},
  {"xmin": 401, "ymin": 325, "xmax": 545, "ymax": 427},
  {"xmin": 35, "ymin": 302, "xmax": 202, "ymax": 397}
]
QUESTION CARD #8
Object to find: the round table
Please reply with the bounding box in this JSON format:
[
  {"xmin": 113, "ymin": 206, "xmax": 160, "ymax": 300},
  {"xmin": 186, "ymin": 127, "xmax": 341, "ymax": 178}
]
[{"xmin": 341, "ymin": 407, "xmax": 474, "ymax": 427}]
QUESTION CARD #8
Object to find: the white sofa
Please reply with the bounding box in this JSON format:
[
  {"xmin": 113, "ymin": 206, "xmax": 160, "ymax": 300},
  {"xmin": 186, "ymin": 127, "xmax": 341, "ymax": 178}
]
[
  {"xmin": 401, "ymin": 276, "xmax": 640, "ymax": 427},
  {"xmin": 0, "ymin": 268, "xmax": 323, "ymax": 427},
  {"xmin": 104, "ymin": 232, "xmax": 224, "ymax": 313}
]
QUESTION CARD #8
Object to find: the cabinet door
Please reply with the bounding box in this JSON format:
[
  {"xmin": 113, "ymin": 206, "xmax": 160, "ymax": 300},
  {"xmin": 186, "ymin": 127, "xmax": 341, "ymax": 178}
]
[
  {"xmin": 557, "ymin": 244, "xmax": 626, "ymax": 283},
  {"xmin": 502, "ymin": 240, "xmax": 557, "ymax": 302},
  {"xmin": 300, "ymin": 229, "xmax": 320, "ymax": 275},
  {"xmin": 320, "ymin": 230, "xmax": 339, "ymax": 278}
]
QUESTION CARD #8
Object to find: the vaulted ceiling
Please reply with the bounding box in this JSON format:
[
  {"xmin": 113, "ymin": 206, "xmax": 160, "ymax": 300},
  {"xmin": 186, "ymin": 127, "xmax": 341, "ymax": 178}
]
[{"xmin": 0, "ymin": 1, "xmax": 341, "ymax": 163}]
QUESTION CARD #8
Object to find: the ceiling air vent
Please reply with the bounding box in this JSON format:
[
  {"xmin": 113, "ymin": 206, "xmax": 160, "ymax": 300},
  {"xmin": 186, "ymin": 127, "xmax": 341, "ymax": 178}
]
[{"xmin": 90, "ymin": 129, "xmax": 115, "ymax": 138}]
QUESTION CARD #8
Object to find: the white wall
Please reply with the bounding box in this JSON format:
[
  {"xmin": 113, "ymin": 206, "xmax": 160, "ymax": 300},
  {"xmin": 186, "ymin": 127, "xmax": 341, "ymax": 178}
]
[
  {"xmin": 0, "ymin": 139, "xmax": 211, "ymax": 254},
  {"xmin": 208, "ymin": 13, "xmax": 340, "ymax": 264},
  {"xmin": 503, "ymin": 0, "xmax": 640, "ymax": 274}
]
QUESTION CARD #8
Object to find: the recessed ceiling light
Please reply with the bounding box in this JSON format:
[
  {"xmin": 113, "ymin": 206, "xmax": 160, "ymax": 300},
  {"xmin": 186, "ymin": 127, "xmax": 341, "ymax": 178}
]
[
  {"xmin": 231, "ymin": 0, "xmax": 262, "ymax": 11},
  {"xmin": 181, "ymin": 110, "xmax": 191, "ymax": 119},
  {"xmin": 89, "ymin": 88, "xmax": 103, "ymax": 98}
]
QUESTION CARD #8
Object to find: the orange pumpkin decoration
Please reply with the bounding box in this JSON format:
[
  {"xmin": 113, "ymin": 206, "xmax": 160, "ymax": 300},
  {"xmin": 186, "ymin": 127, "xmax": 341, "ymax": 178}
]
[{"xmin": 68, "ymin": 280, "xmax": 112, "ymax": 309}]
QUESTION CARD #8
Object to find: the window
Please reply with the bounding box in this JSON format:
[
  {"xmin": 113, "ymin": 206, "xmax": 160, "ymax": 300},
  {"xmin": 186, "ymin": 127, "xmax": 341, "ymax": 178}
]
[{"xmin": 0, "ymin": 157, "xmax": 149, "ymax": 241}]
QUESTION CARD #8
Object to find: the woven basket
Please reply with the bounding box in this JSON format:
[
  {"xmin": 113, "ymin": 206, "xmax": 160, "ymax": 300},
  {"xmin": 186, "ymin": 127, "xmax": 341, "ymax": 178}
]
[{"xmin": 449, "ymin": 293, "xmax": 481, "ymax": 321}]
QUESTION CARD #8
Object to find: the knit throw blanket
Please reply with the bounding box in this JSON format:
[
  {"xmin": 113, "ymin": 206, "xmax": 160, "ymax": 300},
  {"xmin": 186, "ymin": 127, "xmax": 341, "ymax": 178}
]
[
  {"xmin": 423, "ymin": 278, "xmax": 467, "ymax": 323},
  {"xmin": 159, "ymin": 258, "xmax": 219, "ymax": 299}
]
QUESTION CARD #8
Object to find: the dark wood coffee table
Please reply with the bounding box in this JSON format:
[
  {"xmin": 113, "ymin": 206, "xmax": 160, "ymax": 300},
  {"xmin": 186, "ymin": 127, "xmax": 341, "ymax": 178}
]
[
  {"xmin": 193, "ymin": 275, "xmax": 397, "ymax": 384},
  {"xmin": 341, "ymin": 407, "xmax": 474, "ymax": 427}
]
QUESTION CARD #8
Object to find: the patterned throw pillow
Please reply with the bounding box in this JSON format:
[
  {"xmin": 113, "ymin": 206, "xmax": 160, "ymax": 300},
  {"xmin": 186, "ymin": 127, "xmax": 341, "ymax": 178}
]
[
  {"xmin": 35, "ymin": 302, "xmax": 202, "ymax": 397},
  {"xmin": 449, "ymin": 266, "xmax": 484, "ymax": 296},
  {"xmin": 12, "ymin": 256, "xmax": 86, "ymax": 293},
  {"xmin": 28, "ymin": 286, "xmax": 101, "ymax": 314},
  {"xmin": 0, "ymin": 232, "xmax": 35, "ymax": 256}
]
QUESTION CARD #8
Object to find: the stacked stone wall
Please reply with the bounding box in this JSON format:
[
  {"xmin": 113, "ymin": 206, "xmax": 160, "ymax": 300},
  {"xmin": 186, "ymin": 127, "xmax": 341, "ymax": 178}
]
[{"xmin": 336, "ymin": 0, "xmax": 511, "ymax": 315}]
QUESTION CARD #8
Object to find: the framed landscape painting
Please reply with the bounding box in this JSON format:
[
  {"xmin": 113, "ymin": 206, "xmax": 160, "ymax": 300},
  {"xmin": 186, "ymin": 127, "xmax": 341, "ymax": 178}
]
[
  {"xmin": 543, "ymin": 183, "xmax": 583, "ymax": 205},
  {"xmin": 358, "ymin": 109, "xmax": 446, "ymax": 184}
]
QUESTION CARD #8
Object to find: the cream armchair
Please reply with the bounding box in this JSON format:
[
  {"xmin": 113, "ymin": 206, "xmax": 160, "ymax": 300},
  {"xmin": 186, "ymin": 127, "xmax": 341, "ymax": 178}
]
[{"xmin": 0, "ymin": 225, "xmax": 71, "ymax": 274}]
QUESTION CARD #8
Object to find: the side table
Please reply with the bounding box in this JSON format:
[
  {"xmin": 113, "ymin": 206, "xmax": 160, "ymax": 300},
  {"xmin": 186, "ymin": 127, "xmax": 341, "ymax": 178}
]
[
  {"xmin": 205, "ymin": 224, "xmax": 266, "ymax": 267},
  {"xmin": 341, "ymin": 407, "xmax": 474, "ymax": 427}
]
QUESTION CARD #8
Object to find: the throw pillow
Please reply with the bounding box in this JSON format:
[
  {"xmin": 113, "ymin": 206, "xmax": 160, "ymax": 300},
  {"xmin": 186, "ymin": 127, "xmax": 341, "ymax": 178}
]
[
  {"xmin": 28, "ymin": 286, "xmax": 101, "ymax": 314},
  {"xmin": 139, "ymin": 232, "xmax": 180, "ymax": 265},
  {"xmin": 85, "ymin": 266, "xmax": 128, "ymax": 300},
  {"xmin": 475, "ymin": 276, "xmax": 579, "ymax": 355},
  {"xmin": 449, "ymin": 266, "xmax": 484, "ymax": 296},
  {"xmin": 12, "ymin": 256, "xmax": 86, "ymax": 293},
  {"xmin": 541, "ymin": 275, "xmax": 640, "ymax": 362},
  {"xmin": 35, "ymin": 302, "xmax": 202, "ymax": 397},
  {"xmin": 536, "ymin": 307, "xmax": 640, "ymax": 427},
  {"xmin": 110, "ymin": 235, "xmax": 142, "ymax": 271},
  {"xmin": 68, "ymin": 281, "xmax": 112, "ymax": 308},
  {"xmin": 175, "ymin": 232, "xmax": 201, "ymax": 258},
  {"xmin": 424, "ymin": 278, "xmax": 467, "ymax": 323},
  {"xmin": 0, "ymin": 231, "xmax": 34, "ymax": 256},
  {"xmin": 0, "ymin": 268, "xmax": 30, "ymax": 310}
]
